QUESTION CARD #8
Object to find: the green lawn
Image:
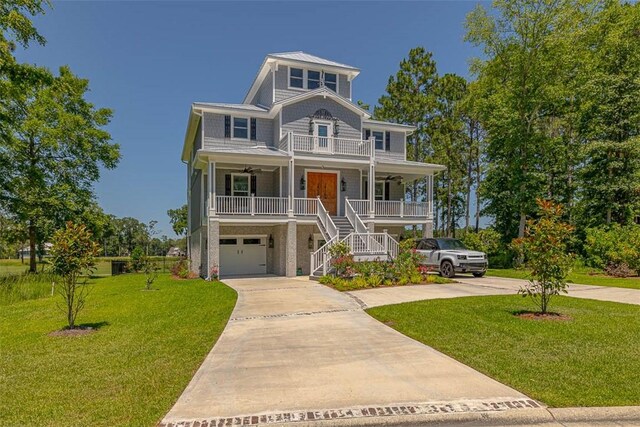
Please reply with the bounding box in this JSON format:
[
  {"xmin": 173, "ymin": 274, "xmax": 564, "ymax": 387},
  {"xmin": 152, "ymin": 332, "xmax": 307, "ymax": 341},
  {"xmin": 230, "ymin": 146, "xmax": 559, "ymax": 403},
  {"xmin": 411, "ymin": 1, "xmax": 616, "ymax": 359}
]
[
  {"xmin": 488, "ymin": 267, "xmax": 640, "ymax": 290},
  {"xmin": 0, "ymin": 273, "xmax": 237, "ymax": 426},
  {"xmin": 368, "ymin": 295, "xmax": 640, "ymax": 407}
]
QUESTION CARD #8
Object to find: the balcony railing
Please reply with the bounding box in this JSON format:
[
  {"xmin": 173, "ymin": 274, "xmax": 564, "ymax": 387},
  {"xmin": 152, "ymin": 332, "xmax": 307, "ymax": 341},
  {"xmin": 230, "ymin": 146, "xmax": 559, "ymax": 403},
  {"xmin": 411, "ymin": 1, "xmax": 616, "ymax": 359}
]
[
  {"xmin": 349, "ymin": 199, "xmax": 432, "ymax": 218},
  {"xmin": 280, "ymin": 133, "xmax": 373, "ymax": 157}
]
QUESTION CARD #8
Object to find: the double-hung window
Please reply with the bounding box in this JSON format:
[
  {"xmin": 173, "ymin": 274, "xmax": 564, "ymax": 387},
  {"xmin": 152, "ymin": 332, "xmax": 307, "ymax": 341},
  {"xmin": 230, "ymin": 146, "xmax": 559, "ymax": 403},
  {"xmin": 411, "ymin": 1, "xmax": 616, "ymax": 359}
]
[
  {"xmin": 232, "ymin": 174, "xmax": 250, "ymax": 196},
  {"xmin": 233, "ymin": 118, "xmax": 249, "ymax": 139},
  {"xmin": 307, "ymin": 70, "xmax": 321, "ymax": 89},
  {"xmin": 375, "ymin": 181, "xmax": 386, "ymax": 201},
  {"xmin": 289, "ymin": 67, "xmax": 304, "ymax": 88},
  {"xmin": 372, "ymin": 131, "xmax": 384, "ymax": 150},
  {"xmin": 324, "ymin": 73, "xmax": 337, "ymax": 91}
]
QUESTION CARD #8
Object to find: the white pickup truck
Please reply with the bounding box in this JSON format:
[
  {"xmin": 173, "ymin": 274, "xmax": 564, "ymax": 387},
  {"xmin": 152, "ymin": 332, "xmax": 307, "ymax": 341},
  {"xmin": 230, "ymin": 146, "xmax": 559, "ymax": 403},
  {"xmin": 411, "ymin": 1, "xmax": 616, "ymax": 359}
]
[{"xmin": 415, "ymin": 238, "xmax": 488, "ymax": 278}]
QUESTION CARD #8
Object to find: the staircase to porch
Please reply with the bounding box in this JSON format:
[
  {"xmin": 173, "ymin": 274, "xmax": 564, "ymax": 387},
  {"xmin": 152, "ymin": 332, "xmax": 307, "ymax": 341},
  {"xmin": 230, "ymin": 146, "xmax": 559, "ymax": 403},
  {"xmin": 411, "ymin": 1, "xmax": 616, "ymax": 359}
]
[
  {"xmin": 331, "ymin": 216, "xmax": 354, "ymax": 240},
  {"xmin": 310, "ymin": 199, "xmax": 399, "ymax": 278}
]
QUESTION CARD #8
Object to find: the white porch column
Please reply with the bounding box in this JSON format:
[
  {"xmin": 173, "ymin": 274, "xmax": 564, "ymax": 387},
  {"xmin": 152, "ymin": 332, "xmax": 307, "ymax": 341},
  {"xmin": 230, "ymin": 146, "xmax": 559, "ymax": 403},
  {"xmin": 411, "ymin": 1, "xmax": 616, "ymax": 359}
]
[
  {"xmin": 424, "ymin": 173, "xmax": 434, "ymax": 238},
  {"xmin": 288, "ymin": 132, "xmax": 295, "ymax": 217},
  {"xmin": 209, "ymin": 161, "xmax": 216, "ymax": 216},
  {"xmin": 368, "ymin": 136, "xmax": 376, "ymax": 219}
]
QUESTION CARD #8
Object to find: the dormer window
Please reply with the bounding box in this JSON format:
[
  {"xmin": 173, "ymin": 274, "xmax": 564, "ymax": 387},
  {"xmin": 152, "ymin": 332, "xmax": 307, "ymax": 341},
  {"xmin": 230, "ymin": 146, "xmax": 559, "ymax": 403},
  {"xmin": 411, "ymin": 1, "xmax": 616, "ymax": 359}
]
[
  {"xmin": 308, "ymin": 70, "xmax": 321, "ymax": 89},
  {"xmin": 288, "ymin": 67, "xmax": 338, "ymax": 92},
  {"xmin": 290, "ymin": 67, "xmax": 304, "ymax": 88}
]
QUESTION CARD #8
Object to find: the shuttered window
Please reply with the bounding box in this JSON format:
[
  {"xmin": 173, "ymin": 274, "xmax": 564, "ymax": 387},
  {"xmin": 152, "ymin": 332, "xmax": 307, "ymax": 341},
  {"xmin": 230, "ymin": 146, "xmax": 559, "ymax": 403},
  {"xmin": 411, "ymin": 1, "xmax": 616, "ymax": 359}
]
[{"xmin": 385, "ymin": 131, "xmax": 391, "ymax": 151}]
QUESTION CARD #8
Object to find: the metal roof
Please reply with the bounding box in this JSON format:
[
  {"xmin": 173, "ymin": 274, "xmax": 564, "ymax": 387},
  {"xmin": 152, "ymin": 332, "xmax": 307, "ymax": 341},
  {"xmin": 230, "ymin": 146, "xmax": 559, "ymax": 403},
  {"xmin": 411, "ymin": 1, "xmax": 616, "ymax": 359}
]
[
  {"xmin": 194, "ymin": 102, "xmax": 268, "ymax": 112},
  {"xmin": 376, "ymin": 157, "xmax": 446, "ymax": 171},
  {"xmin": 267, "ymin": 51, "xmax": 359, "ymax": 71}
]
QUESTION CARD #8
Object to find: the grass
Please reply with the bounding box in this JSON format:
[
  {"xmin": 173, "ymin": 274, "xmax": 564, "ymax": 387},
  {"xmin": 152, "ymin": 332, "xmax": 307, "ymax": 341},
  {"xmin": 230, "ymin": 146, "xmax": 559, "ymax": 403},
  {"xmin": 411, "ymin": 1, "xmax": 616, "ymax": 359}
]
[
  {"xmin": 0, "ymin": 272, "xmax": 57, "ymax": 305},
  {"xmin": 0, "ymin": 257, "xmax": 181, "ymax": 278},
  {"xmin": 368, "ymin": 295, "xmax": 640, "ymax": 407},
  {"xmin": 487, "ymin": 266, "xmax": 640, "ymax": 290},
  {"xmin": 0, "ymin": 273, "xmax": 237, "ymax": 426}
]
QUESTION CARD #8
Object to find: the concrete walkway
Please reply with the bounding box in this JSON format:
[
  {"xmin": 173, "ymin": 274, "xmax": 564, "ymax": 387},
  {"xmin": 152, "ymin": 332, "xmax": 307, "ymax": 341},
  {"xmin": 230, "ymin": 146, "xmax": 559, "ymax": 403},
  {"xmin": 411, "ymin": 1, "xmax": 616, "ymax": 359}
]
[
  {"xmin": 350, "ymin": 275, "xmax": 640, "ymax": 308},
  {"xmin": 161, "ymin": 277, "xmax": 538, "ymax": 426}
]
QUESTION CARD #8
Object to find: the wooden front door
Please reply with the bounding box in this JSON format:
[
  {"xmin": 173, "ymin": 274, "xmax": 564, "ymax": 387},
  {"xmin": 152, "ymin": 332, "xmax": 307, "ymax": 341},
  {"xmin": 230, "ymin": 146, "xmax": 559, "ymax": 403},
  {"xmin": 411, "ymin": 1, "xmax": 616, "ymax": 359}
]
[{"xmin": 307, "ymin": 172, "xmax": 338, "ymax": 215}]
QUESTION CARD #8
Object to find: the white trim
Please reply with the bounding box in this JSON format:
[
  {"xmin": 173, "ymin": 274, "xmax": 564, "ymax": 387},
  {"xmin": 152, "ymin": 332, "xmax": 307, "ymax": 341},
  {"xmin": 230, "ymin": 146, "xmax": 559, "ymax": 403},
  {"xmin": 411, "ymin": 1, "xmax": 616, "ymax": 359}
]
[
  {"xmin": 304, "ymin": 168, "xmax": 341, "ymax": 216},
  {"xmin": 375, "ymin": 180, "xmax": 386, "ymax": 201}
]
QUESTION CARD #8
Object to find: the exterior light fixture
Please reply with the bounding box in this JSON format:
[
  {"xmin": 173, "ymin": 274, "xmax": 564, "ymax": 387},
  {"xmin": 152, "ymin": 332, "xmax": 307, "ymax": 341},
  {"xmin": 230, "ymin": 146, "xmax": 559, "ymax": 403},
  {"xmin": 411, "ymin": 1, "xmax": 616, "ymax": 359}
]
[
  {"xmin": 268, "ymin": 234, "xmax": 274, "ymax": 248},
  {"xmin": 341, "ymin": 177, "xmax": 347, "ymax": 192},
  {"xmin": 308, "ymin": 235, "xmax": 314, "ymax": 249},
  {"xmin": 300, "ymin": 176, "xmax": 306, "ymax": 190}
]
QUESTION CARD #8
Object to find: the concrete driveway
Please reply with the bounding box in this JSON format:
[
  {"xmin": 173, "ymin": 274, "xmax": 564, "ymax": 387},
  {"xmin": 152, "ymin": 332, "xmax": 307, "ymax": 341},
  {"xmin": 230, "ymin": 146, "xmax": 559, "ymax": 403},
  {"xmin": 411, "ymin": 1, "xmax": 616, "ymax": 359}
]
[
  {"xmin": 161, "ymin": 277, "xmax": 538, "ymax": 426},
  {"xmin": 350, "ymin": 275, "xmax": 640, "ymax": 308}
]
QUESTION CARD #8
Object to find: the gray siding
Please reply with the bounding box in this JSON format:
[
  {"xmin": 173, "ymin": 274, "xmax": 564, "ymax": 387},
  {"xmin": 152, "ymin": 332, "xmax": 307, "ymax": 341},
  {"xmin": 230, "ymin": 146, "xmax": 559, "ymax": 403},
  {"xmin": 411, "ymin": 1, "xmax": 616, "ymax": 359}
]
[
  {"xmin": 274, "ymin": 66, "xmax": 302, "ymax": 102},
  {"xmin": 252, "ymin": 70, "xmax": 273, "ymax": 106},
  {"xmin": 362, "ymin": 128, "xmax": 405, "ymax": 159},
  {"xmin": 338, "ymin": 74, "xmax": 350, "ymax": 99},
  {"xmin": 282, "ymin": 97, "xmax": 361, "ymax": 140},
  {"xmin": 360, "ymin": 177, "xmax": 406, "ymax": 202},
  {"xmin": 215, "ymin": 168, "xmax": 279, "ymax": 197},
  {"xmin": 203, "ymin": 112, "xmax": 274, "ymax": 147},
  {"xmin": 190, "ymin": 169, "xmax": 202, "ymax": 231},
  {"xmin": 273, "ymin": 112, "xmax": 281, "ymax": 145},
  {"xmin": 293, "ymin": 166, "xmax": 361, "ymax": 216}
]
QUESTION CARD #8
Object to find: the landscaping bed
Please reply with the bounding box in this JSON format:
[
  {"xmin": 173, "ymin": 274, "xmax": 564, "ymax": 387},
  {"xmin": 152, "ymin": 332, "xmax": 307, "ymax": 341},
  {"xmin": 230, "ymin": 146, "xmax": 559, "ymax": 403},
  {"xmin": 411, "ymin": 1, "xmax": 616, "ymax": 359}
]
[
  {"xmin": 368, "ymin": 295, "xmax": 640, "ymax": 407},
  {"xmin": 0, "ymin": 273, "xmax": 237, "ymax": 426},
  {"xmin": 320, "ymin": 273, "xmax": 454, "ymax": 292}
]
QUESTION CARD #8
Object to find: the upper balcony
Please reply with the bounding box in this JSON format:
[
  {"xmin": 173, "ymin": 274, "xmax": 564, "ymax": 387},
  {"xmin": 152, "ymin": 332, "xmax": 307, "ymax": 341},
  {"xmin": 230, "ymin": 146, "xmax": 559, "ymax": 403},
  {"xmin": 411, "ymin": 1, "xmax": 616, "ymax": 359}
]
[{"xmin": 279, "ymin": 132, "xmax": 373, "ymax": 159}]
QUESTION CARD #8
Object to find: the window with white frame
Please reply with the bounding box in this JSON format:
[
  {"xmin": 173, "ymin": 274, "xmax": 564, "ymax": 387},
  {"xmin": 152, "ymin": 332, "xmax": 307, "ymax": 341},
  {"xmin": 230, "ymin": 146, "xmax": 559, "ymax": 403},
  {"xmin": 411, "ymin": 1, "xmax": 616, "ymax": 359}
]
[
  {"xmin": 375, "ymin": 181, "xmax": 385, "ymax": 201},
  {"xmin": 233, "ymin": 117, "xmax": 249, "ymax": 139},
  {"xmin": 324, "ymin": 72, "xmax": 337, "ymax": 91},
  {"xmin": 289, "ymin": 67, "xmax": 304, "ymax": 88},
  {"xmin": 288, "ymin": 67, "xmax": 338, "ymax": 92},
  {"xmin": 308, "ymin": 70, "xmax": 321, "ymax": 89},
  {"xmin": 232, "ymin": 174, "xmax": 250, "ymax": 196},
  {"xmin": 372, "ymin": 131, "xmax": 384, "ymax": 150}
]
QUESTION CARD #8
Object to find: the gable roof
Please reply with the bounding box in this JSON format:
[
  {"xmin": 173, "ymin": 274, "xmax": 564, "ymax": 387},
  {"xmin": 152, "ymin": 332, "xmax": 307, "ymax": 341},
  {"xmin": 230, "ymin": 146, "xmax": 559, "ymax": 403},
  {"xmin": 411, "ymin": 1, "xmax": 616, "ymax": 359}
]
[
  {"xmin": 267, "ymin": 51, "xmax": 359, "ymax": 71},
  {"xmin": 193, "ymin": 102, "xmax": 268, "ymax": 112},
  {"xmin": 272, "ymin": 87, "xmax": 371, "ymax": 118}
]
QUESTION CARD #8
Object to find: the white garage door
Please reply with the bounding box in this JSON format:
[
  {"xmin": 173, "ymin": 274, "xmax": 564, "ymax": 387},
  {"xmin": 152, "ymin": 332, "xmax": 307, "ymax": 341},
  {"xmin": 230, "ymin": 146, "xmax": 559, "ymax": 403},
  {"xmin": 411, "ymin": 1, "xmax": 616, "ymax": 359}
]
[{"xmin": 219, "ymin": 236, "xmax": 267, "ymax": 277}]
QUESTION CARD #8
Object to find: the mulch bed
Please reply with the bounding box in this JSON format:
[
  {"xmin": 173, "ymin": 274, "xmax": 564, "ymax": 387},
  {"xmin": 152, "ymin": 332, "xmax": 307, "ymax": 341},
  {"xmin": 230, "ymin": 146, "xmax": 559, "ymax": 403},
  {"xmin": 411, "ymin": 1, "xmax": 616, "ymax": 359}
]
[
  {"xmin": 515, "ymin": 311, "xmax": 572, "ymax": 321},
  {"xmin": 49, "ymin": 326, "xmax": 98, "ymax": 337}
]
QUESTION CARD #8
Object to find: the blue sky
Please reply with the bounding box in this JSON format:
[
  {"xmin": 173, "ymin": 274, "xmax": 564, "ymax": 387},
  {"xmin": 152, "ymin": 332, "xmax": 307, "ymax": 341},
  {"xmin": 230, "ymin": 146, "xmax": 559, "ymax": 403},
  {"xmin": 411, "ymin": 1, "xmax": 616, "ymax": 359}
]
[{"xmin": 16, "ymin": 1, "xmax": 483, "ymax": 237}]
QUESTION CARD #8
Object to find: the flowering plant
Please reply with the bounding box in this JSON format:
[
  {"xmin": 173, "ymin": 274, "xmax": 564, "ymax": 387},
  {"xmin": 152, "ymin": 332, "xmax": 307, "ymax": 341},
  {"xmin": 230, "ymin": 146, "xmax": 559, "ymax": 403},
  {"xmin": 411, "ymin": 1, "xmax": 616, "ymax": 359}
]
[{"xmin": 209, "ymin": 265, "xmax": 219, "ymax": 281}]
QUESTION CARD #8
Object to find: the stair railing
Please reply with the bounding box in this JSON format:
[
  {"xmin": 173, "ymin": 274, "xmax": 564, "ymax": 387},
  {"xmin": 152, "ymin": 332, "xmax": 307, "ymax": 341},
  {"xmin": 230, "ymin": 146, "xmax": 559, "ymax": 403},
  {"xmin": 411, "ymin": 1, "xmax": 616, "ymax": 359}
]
[
  {"xmin": 316, "ymin": 197, "xmax": 338, "ymax": 240},
  {"xmin": 345, "ymin": 198, "xmax": 368, "ymax": 234}
]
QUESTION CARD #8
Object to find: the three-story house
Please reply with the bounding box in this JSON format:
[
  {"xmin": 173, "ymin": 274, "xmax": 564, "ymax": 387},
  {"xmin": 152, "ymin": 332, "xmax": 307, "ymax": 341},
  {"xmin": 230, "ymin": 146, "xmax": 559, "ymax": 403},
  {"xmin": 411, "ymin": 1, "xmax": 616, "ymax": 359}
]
[{"xmin": 182, "ymin": 52, "xmax": 444, "ymax": 278}]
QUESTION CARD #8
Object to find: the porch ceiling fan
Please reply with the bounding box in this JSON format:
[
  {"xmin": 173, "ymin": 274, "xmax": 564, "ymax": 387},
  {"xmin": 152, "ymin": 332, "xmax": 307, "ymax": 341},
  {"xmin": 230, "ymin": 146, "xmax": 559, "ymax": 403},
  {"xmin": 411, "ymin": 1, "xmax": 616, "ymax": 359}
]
[
  {"xmin": 377, "ymin": 174, "xmax": 403, "ymax": 182},
  {"xmin": 231, "ymin": 166, "xmax": 263, "ymax": 175}
]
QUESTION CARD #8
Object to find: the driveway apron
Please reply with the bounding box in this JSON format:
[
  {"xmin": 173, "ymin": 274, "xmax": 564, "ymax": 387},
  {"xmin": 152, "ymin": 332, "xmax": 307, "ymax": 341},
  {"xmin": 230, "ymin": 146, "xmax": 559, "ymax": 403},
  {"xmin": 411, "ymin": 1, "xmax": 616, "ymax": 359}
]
[{"xmin": 162, "ymin": 277, "xmax": 535, "ymax": 424}]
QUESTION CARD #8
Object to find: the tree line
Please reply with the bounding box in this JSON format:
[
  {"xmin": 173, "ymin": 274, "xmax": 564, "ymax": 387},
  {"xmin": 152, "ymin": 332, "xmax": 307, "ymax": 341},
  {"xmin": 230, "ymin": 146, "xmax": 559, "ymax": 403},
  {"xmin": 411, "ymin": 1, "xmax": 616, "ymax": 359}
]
[{"xmin": 374, "ymin": 0, "xmax": 640, "ymax": 252}]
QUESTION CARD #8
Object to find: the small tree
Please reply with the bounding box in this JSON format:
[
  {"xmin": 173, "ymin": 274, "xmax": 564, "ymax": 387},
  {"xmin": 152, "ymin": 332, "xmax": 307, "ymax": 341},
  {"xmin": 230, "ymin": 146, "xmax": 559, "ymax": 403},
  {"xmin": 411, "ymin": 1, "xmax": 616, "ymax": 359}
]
[
  {"xmin": 130, "ymin": 246, "xmax": 144, "ymax": 271},
  {"xmin": 512, "ymin": 199, "xmax": 574, "ymax": 314},
  {"xmin": 50, "ymin": 222, "xmax": 99, "ymax": 329},
  {"xmin": 141, "ymin": 255, "xmax": 159, "ymax": 290}
]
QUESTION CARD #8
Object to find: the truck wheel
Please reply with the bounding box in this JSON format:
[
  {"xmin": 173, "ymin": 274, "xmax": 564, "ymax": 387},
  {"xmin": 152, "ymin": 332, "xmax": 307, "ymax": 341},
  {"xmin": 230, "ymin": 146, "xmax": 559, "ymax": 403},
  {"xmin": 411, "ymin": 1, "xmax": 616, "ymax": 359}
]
[
  {"xmin": 472, "ymin": 271, "xmax": 486, "ymax": 278},
  {"xmin": 440, "ymin": 260, "xmax": 455, "ymax": 278}
]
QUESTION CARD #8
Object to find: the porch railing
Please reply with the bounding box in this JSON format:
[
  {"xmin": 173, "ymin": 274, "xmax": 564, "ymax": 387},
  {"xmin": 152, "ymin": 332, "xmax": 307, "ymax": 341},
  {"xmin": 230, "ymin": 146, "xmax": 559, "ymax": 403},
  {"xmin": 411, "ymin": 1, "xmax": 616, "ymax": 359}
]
[
  {"xmin": 349, "ymin": 199, "xmax": 431, "ymax": 218},
  {"xmin": 293, "ymin": 198, "xmax": 318, "ymax": 216},
  {"xmin": 283, "ymin": 133, "xmax": 372, "ymax": 157},
  {"xmin": 216, "ymin": 196, "xmax": 289, "ymax": 215}
]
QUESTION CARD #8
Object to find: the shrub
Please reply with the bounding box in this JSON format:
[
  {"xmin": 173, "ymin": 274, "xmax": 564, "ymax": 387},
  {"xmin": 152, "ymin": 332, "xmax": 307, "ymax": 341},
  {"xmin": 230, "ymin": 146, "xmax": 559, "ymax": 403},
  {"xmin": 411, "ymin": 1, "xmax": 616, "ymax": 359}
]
[
  {"xmin": 585, "ymin": 224, "xmax": 640, "ymax": 274},
  {"xmin": 130, "ymin": 247, "xmax": 145, "ymax": 272},
  {"xmin": 512, "ymin": 200, "xmax": 574, "ymax": 314},
  {"xmin": 605, "ymin": 262, "xmax": 634, "ymax": 278},
  {"xmin": 462, "ymin": 229, "xmax": 501, "ymax": 254},
  {"xmin": 170, "ymin": 258, "xmax": 194, "ymax": 279},
  {"xmin": 49, "ymin": 222, "xmax": 100, "ymax": 329}
]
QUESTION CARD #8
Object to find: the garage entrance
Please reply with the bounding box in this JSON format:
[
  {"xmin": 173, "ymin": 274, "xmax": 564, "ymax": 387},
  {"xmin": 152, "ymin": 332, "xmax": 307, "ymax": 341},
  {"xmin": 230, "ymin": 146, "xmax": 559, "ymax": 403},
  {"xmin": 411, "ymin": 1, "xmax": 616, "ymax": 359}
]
[{"xmin": 219, "ymin": 236, "xmax": 267, "ymax": 276}]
